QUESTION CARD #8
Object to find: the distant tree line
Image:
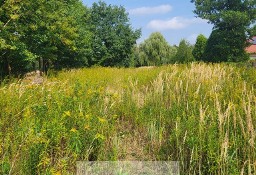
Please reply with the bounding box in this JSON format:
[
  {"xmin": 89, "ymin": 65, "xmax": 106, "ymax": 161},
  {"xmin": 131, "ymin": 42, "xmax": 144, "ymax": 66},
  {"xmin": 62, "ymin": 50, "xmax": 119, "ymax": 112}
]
[
  {"xmin": 0, "ymin": 0, "xmax": 141, "ymax": 78},
  {"xmin": 0, "ymin": 0, "xmax": 255, "ymax": 78},
  {"xmin": 131, "ymin": 32, "xmax": 195, "ymax": 67}
]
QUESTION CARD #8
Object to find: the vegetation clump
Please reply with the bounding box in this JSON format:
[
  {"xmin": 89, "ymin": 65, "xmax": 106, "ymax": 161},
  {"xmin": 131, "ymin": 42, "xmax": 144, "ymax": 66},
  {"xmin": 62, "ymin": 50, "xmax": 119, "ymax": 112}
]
[{"xmin": 0, "ymin": 63, "xmax": 255, "ymax": 174}]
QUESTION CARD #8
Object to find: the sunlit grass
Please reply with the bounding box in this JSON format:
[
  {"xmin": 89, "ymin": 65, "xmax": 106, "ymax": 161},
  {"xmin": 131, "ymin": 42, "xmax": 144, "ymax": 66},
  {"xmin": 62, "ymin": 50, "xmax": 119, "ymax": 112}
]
[{"xmin": 0, "ymin": 63, "xmax": 255, "ymax": 174}]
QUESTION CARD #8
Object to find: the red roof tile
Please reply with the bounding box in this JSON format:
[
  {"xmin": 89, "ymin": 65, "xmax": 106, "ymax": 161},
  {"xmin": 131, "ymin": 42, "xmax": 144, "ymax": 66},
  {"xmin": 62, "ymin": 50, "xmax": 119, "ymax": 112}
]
[
  {"xmin": 246, "ymin": 45, "xmax": 256, "ymax": 54},
  {"xmin": 246, "ymin": 36, "xmax": 256, "ymax": 54}
]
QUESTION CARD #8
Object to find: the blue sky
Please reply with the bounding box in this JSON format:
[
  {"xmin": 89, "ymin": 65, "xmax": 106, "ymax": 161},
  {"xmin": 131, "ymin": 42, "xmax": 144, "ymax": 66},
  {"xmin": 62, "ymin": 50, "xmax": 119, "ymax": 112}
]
[{"xmin": 82, "ymin": 0, "xmax": 214, "ymax": 45}]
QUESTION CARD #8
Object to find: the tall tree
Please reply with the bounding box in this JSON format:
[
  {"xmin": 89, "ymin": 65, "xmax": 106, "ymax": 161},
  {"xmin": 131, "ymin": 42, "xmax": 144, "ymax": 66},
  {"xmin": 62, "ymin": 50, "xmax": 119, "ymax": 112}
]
[
  {"xmin": 174, "ymin": 39, "xmax": 194, "ymax": 63},
  {"xmin": 0, "ymin": 0, "xmax": 35, "ymax": 76},
  {"xmin": 250, "ymin": 25, "xmax": 256, "ymax": 36},
  {"xmin": 20, "ymin": 0, "xmax": 91, "ymax": 71},
  {"xmin": 191, "ymin": 0, "xmax": 256, "ymax": 62},
  {"xmin": 204, "ymin": 28, "xmax": 249, "ymax": 62},
  {"xmin": 0, "ymin": 0, "xmax": 92, "ymax": 77},
  {"xmin": 89, "ymin": 1, "xmax": 141, "ymax": 67},
  {"xmin": 138, "ymin": 32, "xmax": 176, "ymax": 66},
  {"xmin": 192, "ymin": 34, "xmax": 207, "ymax": 61}
]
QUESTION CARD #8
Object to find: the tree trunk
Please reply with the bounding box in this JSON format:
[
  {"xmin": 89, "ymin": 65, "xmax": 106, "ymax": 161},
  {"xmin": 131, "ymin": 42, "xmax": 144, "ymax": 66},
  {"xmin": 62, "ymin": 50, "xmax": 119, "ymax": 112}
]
[
  {"xmin": 39, "ymin": 58, "xmax": 43, "ymax": 76},
  {"xmin": 7, "ymin": 62, "xmax": 11, "ymax": 76},
  {"xmin": 3, "ymin": 58, "xmax": 11, "ymax": 77}
]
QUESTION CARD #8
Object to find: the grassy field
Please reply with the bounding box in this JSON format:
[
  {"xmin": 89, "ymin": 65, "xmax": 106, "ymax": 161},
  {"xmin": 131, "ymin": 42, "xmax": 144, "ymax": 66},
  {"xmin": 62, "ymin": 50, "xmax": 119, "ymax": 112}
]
[{"xmin": 0, "ymin": 63, "xmax": 256, "ymax": 174}]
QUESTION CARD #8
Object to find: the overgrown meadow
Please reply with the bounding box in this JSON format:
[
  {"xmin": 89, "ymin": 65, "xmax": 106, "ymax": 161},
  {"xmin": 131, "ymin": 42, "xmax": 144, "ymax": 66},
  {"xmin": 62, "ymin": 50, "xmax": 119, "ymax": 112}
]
[{"xmin": 1, "ymin": 63, "xmax": 256, "ymax": 174}]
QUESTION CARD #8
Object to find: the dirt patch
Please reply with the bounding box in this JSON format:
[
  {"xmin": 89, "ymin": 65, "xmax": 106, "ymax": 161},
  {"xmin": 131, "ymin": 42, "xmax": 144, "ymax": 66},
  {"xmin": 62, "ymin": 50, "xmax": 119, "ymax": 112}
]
[
  {"xmin": 138, "ymin": 66, "xmax": 155, "ymax": 69},
  {"xmin": 115, "ymin": 118, "xmax": 154, "ymax": 161},
  {"xmin": 23, "ymin": 70, "xmax": 44, "ymax": 84}
]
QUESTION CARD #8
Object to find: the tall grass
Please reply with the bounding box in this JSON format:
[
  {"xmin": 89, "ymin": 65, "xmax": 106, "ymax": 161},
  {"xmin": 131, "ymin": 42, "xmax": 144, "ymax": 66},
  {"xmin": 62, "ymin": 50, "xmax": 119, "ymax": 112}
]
[{"xmin": 0, "ymin": 63, "xmax": 255, "ymax": 174}]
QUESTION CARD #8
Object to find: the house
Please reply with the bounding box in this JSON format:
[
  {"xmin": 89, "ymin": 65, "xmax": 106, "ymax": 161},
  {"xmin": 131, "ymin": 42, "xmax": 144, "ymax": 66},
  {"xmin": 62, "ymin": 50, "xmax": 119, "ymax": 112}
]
[{"xmin": 246, "ymin": 36, "xmax": 256, "ymax": 59}]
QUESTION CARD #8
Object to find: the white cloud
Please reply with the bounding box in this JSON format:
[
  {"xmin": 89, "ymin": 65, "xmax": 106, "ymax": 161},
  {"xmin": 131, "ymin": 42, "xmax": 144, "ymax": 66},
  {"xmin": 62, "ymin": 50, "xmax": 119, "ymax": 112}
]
[
  {"xmin": 147, "ymin": 17, "xmax": 207, "ymax": 30},
  {"xmin": 129, "ymin": 5, "xmax": 172, "ymax": 15}
]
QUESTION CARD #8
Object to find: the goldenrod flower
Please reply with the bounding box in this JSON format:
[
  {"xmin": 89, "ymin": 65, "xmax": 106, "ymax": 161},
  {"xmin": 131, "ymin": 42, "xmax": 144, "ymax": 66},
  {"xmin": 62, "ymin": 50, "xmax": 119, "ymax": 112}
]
[
  {"xmin": 98, "ymin": 117, "xmax": 106, "ymax": 123},
  {"xmin": 84, "ymin": 125, "xmax": 90, "ymax": 130},
  {"xmin": 51, "ymin": 169, "xmax": 61, "ymax": 175},
  {"xmin": 85, "ymin": 114, "xmax": 91, "ymax": 119},
  {"xmin": 79, "ymin": 112, "xmax": 84, "ymax": 117},
  {"xmin": 64, "ymin": 111, "xmax": 71, "ymax": 117},
  {"xmin": 70, "ymin": 128, "xmax": 77, "ymax": 133},
  {"xmin": 98, "ymin": 86, "xmax": 104, "ymax": 93},
  {"xmin": 54, "ymin": 171, "xmax": 62, "ymax": 175},
  {"xmin": 112, "ymin": 114, "xmax": 118, "ymax": 119},
  {"xmin": 24, "ymin": 108, "xmax": 31, "ymax": 118},
  {"xmin": 95, "ymin": 133, "xmax": 105, "ymax": 140},
  {"xmin": 113, "ymin": 93, "xmax": 119, "ymax": 99},
  {"xmin": 87, "ymin": 89, "xmax": 93, "ymax": 95}
]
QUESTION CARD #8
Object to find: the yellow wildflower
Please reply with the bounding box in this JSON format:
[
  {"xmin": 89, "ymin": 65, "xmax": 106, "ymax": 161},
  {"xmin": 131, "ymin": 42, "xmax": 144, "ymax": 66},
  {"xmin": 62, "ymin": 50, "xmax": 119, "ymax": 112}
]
[
  {"xmin": 95, "ymin": 133, "xmax": 105, "ymax": 140},
  {"xmin": 98, "ymin": 86, "xmax": 104, "ymax": 93},
  {"xmin": 113, "ymin": 93, "xmax": 119, "ymax": 99},
  {"xmin": 50, "ymin": 169, "xmax": 61, "ymax": 175},
  {"xmin": 27, "ymin": 84, "xmax": 34, "ymax": 89},
  {"xmin": 70, "ymin": 128, "xmax": 77, "ymax": 133},
  {"xmin": 64, "ymin": 111, "xmax": 71, "ymax": 117},
  {"xmin": 85, "ymin": 114, "xmax": 91, "ymax": 119},
  {"xmin": 98, "ymin": 117, "xmax": 106, "ymax": 123},
  {"xmin": 54, "ymin": 171, "xmax": 62, "ymax": 175},
  {"xmin": 79, "ymin": 112, "xmax": 84, "ymax": 117},
  {"xmin": 84, "ymin": 125, "xmax": 90, "ymax": 130},
  {"xmin": 39, "ymin": 157, "xmax": 50, "ymax": 167},
  {"xmin": 24, "ymin": 108, "xmax": 31, "ymax": 118},
  {"xmin": 112, "ymin": 114, "xmax": 118, "ymax": 120},
  {"xmin": 39, "ymin": 138, "xmax": 48, "ymax": 144},
  {"xmin": 87, "ymin": 89, "xmax": 93, "ymax": 95}
]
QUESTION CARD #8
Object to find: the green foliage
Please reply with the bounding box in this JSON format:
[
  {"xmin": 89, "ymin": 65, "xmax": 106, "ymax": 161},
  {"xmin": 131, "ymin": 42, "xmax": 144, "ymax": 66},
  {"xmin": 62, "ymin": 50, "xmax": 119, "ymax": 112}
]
[
  {"xmin": 0, "ymin": 0, "xmax": 93, "ymax": 77},
  {"xmin": 174, "ymin": 39, "xmax": 194, "ymax": 63},
  {"xmin": 1, "ymin": 64, "xmax": 256, "ymax": 174},
  {"xmin": 89, "ymin": 1, "xmax": 141, "ymax": 67},
  {"xmin": 20, "ymin": 0, "xmax": 92, "ymax": 70},
  {"xmin": 191, "ymin": 0, "xmax": 256, "ymax": 62},
  {"xmin": 192, "ymin": 34, "xmax": 207, "ymax": 61},
  {"xmin": 138, "ymin": 32, "xmax": 177, "ymax": 66},
  {"xmin": 191, "ymin": 0, "xmax": 256, "ymax": 27},
  {"xmin": 250, "ymin": 25, "xmax": 256, "ymax": 36},
  {"xmin": 0, "ymin": 0, "xmax": 36, "ymax": 76},
  {"xmin": 204, "ymin": 29, "xmax": 249, "ymax": 62}
]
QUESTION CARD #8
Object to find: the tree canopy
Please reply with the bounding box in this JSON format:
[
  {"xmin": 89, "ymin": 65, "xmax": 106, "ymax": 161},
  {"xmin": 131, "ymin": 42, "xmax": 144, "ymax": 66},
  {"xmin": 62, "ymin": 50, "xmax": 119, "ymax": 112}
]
[
  {"xmin": 138, "ymin": 32, "xmax": 176, "ymax": 66},
  {"xmin": 0, "ymin": 0, "xmax": 141, "ymax": 78},
  {"xmin": 89, "ymin": 1, "xmax": 141, "ymax": 67},
  {"xmin": 174, "ymin": 39, "xmax": 194, "ymax": 63},
  {"xmin": 191, "ymin": 0, "xmax": 256, "ymax": 62},
  {"xmin": 192, "ymin": 34, "xmax": 207, "ymax": 61},
  {"xmin": 204, "ymin": 28, "xmax": 249, "ymax": 62},
  {"xmin": 0, "ymin": 0, "xmax": 92, "ymax": 77},
  {"xmin": 191, "ymin": 0, "xmax": 256, "ymax": 28},
  {"xmin": 250, "ymin": 25, "xmax": 256, "ymax": 36},
  {"xmin": 1, "ymin": 0, "xmax": 254, "ymax": 78}
]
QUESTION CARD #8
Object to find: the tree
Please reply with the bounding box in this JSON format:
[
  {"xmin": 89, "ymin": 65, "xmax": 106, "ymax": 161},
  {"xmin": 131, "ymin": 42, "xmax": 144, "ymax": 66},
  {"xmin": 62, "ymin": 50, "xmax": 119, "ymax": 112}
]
[
  {"xmin": 20, "ymin": 0, "xmax": 92, "ymax": 72},
  {"xmin": 0, "ymin": 0, "xmax": 36, "ymax": 77},
  {"xmin": 174, "ymin": 39, "xmax": 194, "ymax": 63},
  {"xmin": 192, "ymin": 34, "xmax": 207, "ymax": 61},
  {"xmin": 204, "ymin": 28, "xmax": 249, "ymax": 62},
  {"xmin": 89, "ymin": 1, "xmax": 141, "ymax": 67},
  {"xmin": 138, "ymin": 32, "xmax": 176, "ymax": 66},
  {"xmin": 191, "ymin": 0, "xmax": 256, "ymax": 62},
  {"xmin": 129, "ymin": 45, "xmax": 141, "ymax": 67},
  {"xmin": 250, "ymin": 25, "xmax": 256, "ymax": 36},
  {"xmin": 0, "ymin": 0, "xmax": 92, "ymax": 77}
]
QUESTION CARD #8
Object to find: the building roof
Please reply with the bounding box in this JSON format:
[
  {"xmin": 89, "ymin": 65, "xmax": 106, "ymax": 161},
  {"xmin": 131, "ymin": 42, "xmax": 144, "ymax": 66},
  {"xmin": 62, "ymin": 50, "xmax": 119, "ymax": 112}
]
[{"xmin": 246, "ymin": 36, "xmax": 256, "ymax": 54}]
